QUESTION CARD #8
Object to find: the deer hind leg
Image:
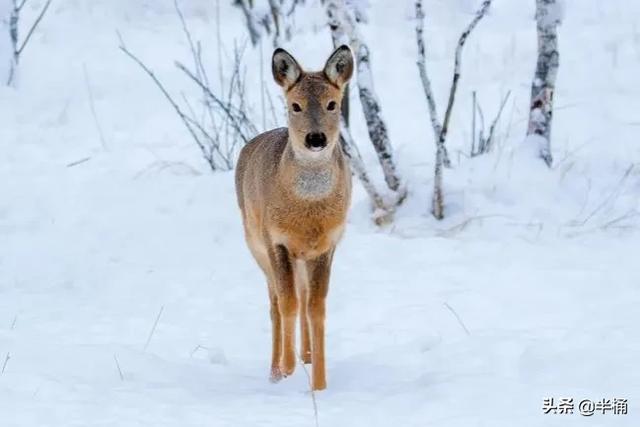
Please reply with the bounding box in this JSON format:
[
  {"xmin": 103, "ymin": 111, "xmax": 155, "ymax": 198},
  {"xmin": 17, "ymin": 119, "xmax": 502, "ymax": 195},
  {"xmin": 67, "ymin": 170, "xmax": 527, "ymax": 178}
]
[
  {"xmin": 307, "ymin": 249, "xmax": 334, "ymax": 391},
  {"xmin": 295, "ymin": 261, "xmax": 312, "ymax": 364},
  {"xmin": 244, "ymin": 231, "xmax": 282, "ymax": 382},
  {"xmin": 270, "ymin": 244, "xmax": 297, "ymax": 377}
]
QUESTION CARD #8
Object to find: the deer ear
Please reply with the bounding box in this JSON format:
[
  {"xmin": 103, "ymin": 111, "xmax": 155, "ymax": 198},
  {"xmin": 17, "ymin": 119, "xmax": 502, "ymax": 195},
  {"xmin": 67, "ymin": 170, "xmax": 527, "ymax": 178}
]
[
  {"xmin": 323, "ymin": 45, "xmax": 354, "ymax": 88},
  {"xmin": 272, "ymin": 48, "xmax": 302, "ymax": 89}
]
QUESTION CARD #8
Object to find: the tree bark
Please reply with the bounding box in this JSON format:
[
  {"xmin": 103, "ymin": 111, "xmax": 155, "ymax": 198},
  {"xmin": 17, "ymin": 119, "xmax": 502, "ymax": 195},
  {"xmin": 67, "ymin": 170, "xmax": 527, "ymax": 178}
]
[
  {"xmin": 325, "ymin": 0, "xmax": 403, "ymax": 195},
  {"xmin": 326, "ymin": 1, "xmax": 350, "ymax": 127},
  {"xmin": 528, "ymin": 0, "xmax": 560, "ymax": 167},
  {"xmin": 6, "ymin": 1, "xmax": 19, "ymax": 86}
]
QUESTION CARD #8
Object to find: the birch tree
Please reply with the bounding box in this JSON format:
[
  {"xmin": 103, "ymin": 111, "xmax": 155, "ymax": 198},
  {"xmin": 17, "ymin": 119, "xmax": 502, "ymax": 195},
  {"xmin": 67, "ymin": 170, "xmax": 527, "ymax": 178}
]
[
  {"xmin": 5, "ymin": 0, "xmax": 52, "ymax": 86},
  {"xmin": 527, "ymin": 0, "xmax": 561, "ymax": 167},
  {"xmin": 325, "ymin": 0, "xmax": 404, "ymax": 198},
  {"xmin": 414, "ymin": 0, "xmax": 492, "ymax": 219}
]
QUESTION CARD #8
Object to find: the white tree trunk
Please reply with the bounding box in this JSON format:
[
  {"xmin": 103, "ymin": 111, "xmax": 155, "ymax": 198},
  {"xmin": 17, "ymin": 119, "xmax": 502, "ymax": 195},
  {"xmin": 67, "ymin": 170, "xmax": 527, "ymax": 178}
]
[
  {"xmin": 3, "ymin": 0, "xmax": 18, "ymax": 86},
  {"xmin": 0, "ymin": 2, "xmax": 9, "ymax": 81},
  {"xmin": 4, "ymin": 0, "xmax": 53, "ymax": 86},
  {"xmin": 339, "ymin": 121, "xmax": 392, "ymax": 224},
  {"xmin": 414, "ymin": 0, "xmax": 492, "ymax": 219},
  {"xmin": 326, "ymin": 0, "xmax": 350, "ymax": 126},
  {"xmin": 528, "ymin": 0, "xmax": 561, "ymax": 167},
  {"xmin": 325, "ymin": 0, "xmax": 403, "ymax": 195}
]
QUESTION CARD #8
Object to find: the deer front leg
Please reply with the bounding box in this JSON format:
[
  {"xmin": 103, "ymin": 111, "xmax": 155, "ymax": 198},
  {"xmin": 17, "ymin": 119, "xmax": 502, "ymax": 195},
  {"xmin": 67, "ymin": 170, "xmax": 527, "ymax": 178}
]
[
  {"xmin": 268, "ymin": 287, "xmax": 283, "ymax": 382},
  {"xmin": 307, "ymin": 249, "xmax": 334, "ymax": 391},
  {"xmin": 299, "ymin": 284, "xmax": 312, "ymax": 364},
  {"xmin": 270, "ymin": 244, "xmax": 297, "ymax": 377},
  {"xmin": 296, "ymin": 263, "xmax": 312, "ymax": 364}
]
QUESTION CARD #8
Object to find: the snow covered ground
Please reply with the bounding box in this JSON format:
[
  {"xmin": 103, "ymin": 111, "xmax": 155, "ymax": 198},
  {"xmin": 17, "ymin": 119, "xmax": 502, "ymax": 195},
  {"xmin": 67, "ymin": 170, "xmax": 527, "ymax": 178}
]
[{"xmin": 1, "ymin": 0, "xmax": 639, "ymax": 426}]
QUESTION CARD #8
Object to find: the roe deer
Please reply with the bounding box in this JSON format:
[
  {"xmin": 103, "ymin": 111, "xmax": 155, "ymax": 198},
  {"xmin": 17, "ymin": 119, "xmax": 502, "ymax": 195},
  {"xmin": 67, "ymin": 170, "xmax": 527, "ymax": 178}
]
[{"xmin": 235, "ymin": 45, "xmax": 354, "ymax": 390}]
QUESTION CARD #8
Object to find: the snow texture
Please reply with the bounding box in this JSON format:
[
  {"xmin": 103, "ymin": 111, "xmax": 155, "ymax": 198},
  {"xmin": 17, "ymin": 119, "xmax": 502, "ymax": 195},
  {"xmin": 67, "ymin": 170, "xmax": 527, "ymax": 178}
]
[{"xmin": 1, "ymin": 0, "xmax": 639, "ymax": 426}]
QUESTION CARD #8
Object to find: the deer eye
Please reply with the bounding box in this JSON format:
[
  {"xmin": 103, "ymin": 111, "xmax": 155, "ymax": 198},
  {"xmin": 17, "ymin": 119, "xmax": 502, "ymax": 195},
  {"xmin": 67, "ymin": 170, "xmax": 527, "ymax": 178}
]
[
  {"xmin": 292, "ymin": 103, "xmax": 302, "ymax": 112},
  {"xmin": 327, "ymin": 101, "xmax": 337, "ymax": 111}
]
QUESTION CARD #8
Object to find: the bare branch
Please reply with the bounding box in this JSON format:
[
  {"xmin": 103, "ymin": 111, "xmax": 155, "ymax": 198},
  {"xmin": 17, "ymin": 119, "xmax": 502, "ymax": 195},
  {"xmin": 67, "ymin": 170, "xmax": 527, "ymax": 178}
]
[
  {"xmin": 175, "ymin": 61, "xmax": 256, "ymax": 144},
  {"xmin": 66, "ymin": 157, "xmax": 91, "ymax": 168},
  {"xmin": 1, "ymin": 352, "xmax": 10, "ymax": 375},
  {"xmin": 83, "ymin": 63, "xmax": 108, "ymax": 150},
  {"xmin": 298, "ymin": 353, "xmax": 320, "ymax": 427},
  {"xmin": 118, "ymin": 34, "xmax": 217, "ymax": 171},
  {"xmin": 144, "ymin": 306, "xmax": 164, "ymax": 351},
  {"xmin": 482, "ymin": 90, "xmax": 511, "ymax": 153},
  {"xmin": 15, "ymin": 0, "xmax": 28, "ymax": 13},
  {"xmin": 113, "ymin": 354, "xmax": 124, "ymax": 381},
  {"xmin": 444, "ymin": 302, "xmax": 471, "ymax": 336},
  {"xmin": 415, "ymin": 0, "xmax": 492, "ymax": 219},
  {"xmin": 440, "ymin": 0, "xmax": 492, "ymax": 150},
  {"xmin": 471, "ymin": 90, "xmax": 511, "ymax": 156},
  {"xmin": 16, "ymin": 0, "xmax": 52, "ymax": 56},
  {"xmin": 233, "ymin": 0, "xmax": 262, "ymax": 46}
]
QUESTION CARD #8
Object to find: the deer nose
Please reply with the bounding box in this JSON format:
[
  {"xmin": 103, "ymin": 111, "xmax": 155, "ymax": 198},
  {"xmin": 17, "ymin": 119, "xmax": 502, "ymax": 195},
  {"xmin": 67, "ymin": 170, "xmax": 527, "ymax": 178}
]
[{"xmin": 305, "ymin": 132, "xmax": 327, "ymax": 151}]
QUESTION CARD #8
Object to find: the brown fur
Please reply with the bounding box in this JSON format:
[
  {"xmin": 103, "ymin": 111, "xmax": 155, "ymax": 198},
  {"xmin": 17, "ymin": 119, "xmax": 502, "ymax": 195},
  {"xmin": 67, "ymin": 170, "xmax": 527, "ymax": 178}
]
[{"xmin": 235, "ymin": 46, "xmax": 353, "ymax": 390}]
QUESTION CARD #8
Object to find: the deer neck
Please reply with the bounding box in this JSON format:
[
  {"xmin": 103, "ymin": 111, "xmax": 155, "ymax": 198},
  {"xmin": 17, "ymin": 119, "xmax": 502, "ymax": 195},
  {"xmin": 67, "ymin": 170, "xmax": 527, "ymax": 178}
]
[{"xmin": 280, "ymin": 140, "xmax": 342, "ymax": 200}]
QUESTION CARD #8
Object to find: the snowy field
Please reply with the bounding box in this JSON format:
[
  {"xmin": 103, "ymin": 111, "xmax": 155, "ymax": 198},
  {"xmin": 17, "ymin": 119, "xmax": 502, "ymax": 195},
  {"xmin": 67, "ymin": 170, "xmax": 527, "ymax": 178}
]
[{"xmin": 1, "ymin": 0, "xmax": 639, "ymax": 426}]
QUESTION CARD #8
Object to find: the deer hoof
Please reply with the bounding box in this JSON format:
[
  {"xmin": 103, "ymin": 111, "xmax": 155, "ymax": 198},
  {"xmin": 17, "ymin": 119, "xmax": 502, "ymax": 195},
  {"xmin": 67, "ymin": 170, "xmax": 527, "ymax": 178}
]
[{"xmin": 270, "ymin": 366, "xmax": 283, "ymax": 383}]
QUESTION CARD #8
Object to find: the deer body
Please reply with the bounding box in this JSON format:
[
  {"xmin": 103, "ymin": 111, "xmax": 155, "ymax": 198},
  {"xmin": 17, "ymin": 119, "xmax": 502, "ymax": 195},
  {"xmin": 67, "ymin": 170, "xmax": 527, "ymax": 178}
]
[{"xmin": 235, "ymin": 46, "xmax": 354, "ymax": 390}]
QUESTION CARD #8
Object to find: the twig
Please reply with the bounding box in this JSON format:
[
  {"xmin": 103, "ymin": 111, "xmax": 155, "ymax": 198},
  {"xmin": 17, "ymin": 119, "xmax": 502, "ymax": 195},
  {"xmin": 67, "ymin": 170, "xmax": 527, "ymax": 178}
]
[
  {"xmin": 10, "ymin": 315, "xmax": 17, "ymax": 330},
  {"xmin": 265, "ymin": 82, "xmax": 279, "ymax": 128},
  {"xmin": 437, "ymin": 214, "xmax": 509, "ymax": 237},
  {"xmin": 113, "ymin": 354, "xmax": 124, "ymax": 381},
  {"xmin": 1, "ymin": 352, "xmax": 10, "ymax": 374},
  {"xmin": 440, "ymin": 0, "xmax": 492, "ymax": 152},
  {"xmin": 82, "ymin": 64, "xmax": 108, "ymax": 150},
  {"xmin": 190, "ymin": 344, "xmax": 209, "ymax": 358},
  {"xmin": 118, "ymin": 33, "xmax": 219, "ymax": 171},
  {"xmin": 579, "ymin": 164, "xmax": 635, "ymax": 226},
  {"xmin": 175, "ymin": 61, "xmax": 255, "ymax": 143},
  {"xmin": 483, "ymin": 91, "xmax": 511, "ymax": 153},
  {"xmin": 66, "ymin": 157, "xmax": 91, "ymax": 168},
  {"xmin": 16, "ymin": 0, "xmax": 28, "ymax": 13},
  {"xmin": 215, "ymin": 0, "xmax": 225, "ymax": 100},
  {"xmin": 600, "ymin": 210, "xmax": 640, "ymax": 230},
  {"xmin": 444, "ymin": 302, "xmax": 470, "ymax": 336},
  {"xmin": 233, "ymin": 0, "xmax": 262, "ymax": 46},
  {"xmin": 174, "ymin": 0, "xmax": 200, "ymax": 80},
  {"xmin": 144, "ymin": 305, "xmax": 164, "ymax": 351},
  {"xmin": 471, "ymin": 91, "xmax": 476, "ymax": 156},
  {"xmin": 472, "ymin": 90, "xmax": 511, "ymax": 156},
  {"xmin": 16, "ymin": 0, "xmax": 53, "ymax": 56},
  {"xmin": 298, "ymin": 353, "xmax": 320, "ymax": 427}
]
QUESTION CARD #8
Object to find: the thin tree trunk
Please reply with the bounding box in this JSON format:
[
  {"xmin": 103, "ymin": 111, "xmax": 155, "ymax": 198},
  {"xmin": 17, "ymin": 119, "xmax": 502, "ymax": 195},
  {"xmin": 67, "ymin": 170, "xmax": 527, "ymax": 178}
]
[
  {"xmin": 326, "ymin": 2, "xmax": 350, "ymax": 127},
  {"xmin": 528, "ymin": 0, "xmax": 560, "ymax": 167},
  {"xmin": 7, "ymin": 1, "xmax": 19, "ymax": 86},
  {"xmin": 339, "ymin": 121, "xmax": 388, "ymax": 218},
  {"xmin": 325, "ymin": 0, "xmax": 403, "ymax": 195},
  {"xmin": 6, "ymin": 0, "xmax": 53, "ymax": 86},
  {"xmin": 414, "ymin": 0, "xmax": 492, "ymax": 219}
]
